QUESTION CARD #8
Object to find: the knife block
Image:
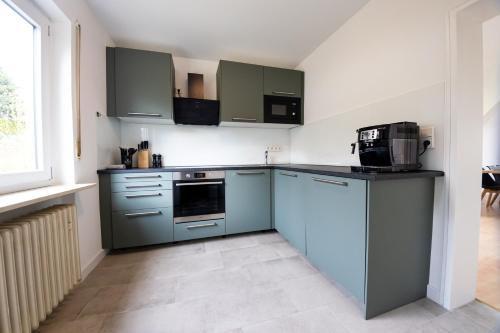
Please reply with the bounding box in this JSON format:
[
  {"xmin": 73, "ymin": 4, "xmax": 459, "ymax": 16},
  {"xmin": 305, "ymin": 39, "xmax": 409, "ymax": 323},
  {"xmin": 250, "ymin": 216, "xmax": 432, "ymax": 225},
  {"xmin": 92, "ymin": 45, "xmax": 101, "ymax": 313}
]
[{"xmin": 137, "ymin": 150, "xmax": 149, "ymax": 169}]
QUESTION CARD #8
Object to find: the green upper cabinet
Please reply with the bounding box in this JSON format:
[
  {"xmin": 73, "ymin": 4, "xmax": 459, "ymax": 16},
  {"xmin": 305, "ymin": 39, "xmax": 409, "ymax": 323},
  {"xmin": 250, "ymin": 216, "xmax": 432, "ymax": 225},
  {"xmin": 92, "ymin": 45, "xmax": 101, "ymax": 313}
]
[
  {"xmin": 225, "ymin": 170, "xmax": 271, "ymax": 234},
  {"xmin": 263, "ymin": 66, "xmax": 304, "ymax": 98},
  {"xmin": 273, "ymin": 170, "xmax": 307, "ymax": 254},
  {"xmin": 107, "ymin": 47, "xmax": 175, "ymax": 120},
  {"xmin": 305, "ymin": 174, "xmax": 367, "ymax": 303},
  {"xmin": 217, "ymin": 60, "xmax": 264, "ymax": 123}
]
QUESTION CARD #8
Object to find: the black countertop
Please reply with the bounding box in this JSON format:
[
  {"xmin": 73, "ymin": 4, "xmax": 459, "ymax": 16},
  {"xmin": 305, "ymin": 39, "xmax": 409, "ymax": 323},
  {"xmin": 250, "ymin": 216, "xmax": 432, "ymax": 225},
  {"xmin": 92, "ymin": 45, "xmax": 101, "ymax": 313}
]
[{"xmin": 97, "ymin": 164, "xmax": 444, "ymax": 181}]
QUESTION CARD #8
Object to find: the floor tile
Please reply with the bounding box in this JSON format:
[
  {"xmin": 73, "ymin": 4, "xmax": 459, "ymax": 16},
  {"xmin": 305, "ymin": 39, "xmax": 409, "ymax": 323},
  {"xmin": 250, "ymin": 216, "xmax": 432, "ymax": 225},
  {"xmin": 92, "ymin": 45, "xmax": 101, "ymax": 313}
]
[
  {"xmin": 36, "ymin": 232, "xmax": 500, "ymax": 333},
  {"xmin": 431, "ymin": 311, "xmax": 492, "ymax": 333},
  {"xmin": 279, "ymin": 273, "xmax": 348, "ymax": 311},
  {"xmin": 175, "ymin": 267, "xmax": 252, "ymax": 302},
  {"xmin": 79, "ymin": 277, "xmax": 177, "ymax": 317},
  {"xmin": 252, "ymin": 231, "xmax": 285, "ymax": 244},
  {"xmin": 35, "ymin": 314, "xmax": 107, "ymax": 333},
  {"xmin": 205, "ymin": 234, "xmax": 259, "ymax": 252},
  {"xmin": 242, "ymin": 255, "xmax": 317, "ymax": 285},
  {"xmin": 220, "ymin": 243, "xmax": 281, "ymax": 268},
  {"xmin": 241, "ymin": 306, "xmax": 349, "ymax": 333},
  {"xmin": 454, "ymin": 301, "xmax": 500, "ymax": 332},
  {"xmin": 143, "ymin": 251, "xmax": 224, "ymax": 280},
  {"xmin": 100, "ymin": 299, "xmax": 208, "ymax": 333},
  {"xmin": 42, "ymin": 286, "xmax": 100, "ymax": 323},
  {"xmin": 203, "ymin": 285, "xmax": 299, "ymax": 332}
]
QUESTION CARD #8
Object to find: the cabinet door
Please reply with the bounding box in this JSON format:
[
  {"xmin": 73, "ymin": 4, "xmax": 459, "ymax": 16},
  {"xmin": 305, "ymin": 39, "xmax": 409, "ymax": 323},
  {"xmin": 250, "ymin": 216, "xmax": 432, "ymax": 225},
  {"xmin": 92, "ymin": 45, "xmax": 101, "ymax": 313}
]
[
  {"xmin": 218, "ymin": 60, "xmax": 263, "ymax": 123},
  {"xmin": 115, "ymin": 47, "xmax": 173, "ymax": 119},
  {"xmin": 274, "ymin": 170, "xmax": 306, "ymax": 253},
  {"xmin": 305, "ymin": 174, "xmax": 367, "ymax": 302},
  {"xmin": 263, "ymin": 67, "xmax": 303, "ymax": 98},
  {"xmin": 112, "ymin": 207, "xmax": 173, "ymax": 249},
  {"xmin": 226, "ymin": 170, "xmax": 271, "ymax": 235}
]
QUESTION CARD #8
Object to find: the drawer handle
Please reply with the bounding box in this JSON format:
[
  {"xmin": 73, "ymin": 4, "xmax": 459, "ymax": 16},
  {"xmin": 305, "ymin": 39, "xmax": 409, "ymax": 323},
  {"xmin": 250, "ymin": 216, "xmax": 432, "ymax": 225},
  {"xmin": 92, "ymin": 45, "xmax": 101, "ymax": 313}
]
[
  {"xmin": 127, "ymin": 112, "xmax": 162, "ymax": 117},
  {"xmin": 236, "ymin": 171, "xmax": 265, "ymax": 175},
  {"xmin": 232, "ymin": 117, "xmax": 257, "ymax": 122},
  {"xmin": 272, "ymin": 91, "xmax": 296, "ymax": 96},
  {"xmin": 176, "ymin": 181, "xmax": 223, "ymax": 186},
  {"xmin": 125, "ymin": 184, "xmax": 163, "ymax": 189},
  {"xmin": 124, "ymin": 211, "xmax": 162, "ymax": 217},
  {"xmin": 312, "ymin": 177, "xmax": 348, "ymax": 187},
  {"xmin": 186, "ymin": 222, "xmax": 218, "ymax": 230},
  {"xmin": 125, "ymin": 175, "xmax": 162, "ymax": 179},
  {"xmin": 125, "ymin": 193, "xmax": 162, "ymax": 198},
  {"xmin": 279, "ymin": 172, "xmax": 298, "ymax": 178}
]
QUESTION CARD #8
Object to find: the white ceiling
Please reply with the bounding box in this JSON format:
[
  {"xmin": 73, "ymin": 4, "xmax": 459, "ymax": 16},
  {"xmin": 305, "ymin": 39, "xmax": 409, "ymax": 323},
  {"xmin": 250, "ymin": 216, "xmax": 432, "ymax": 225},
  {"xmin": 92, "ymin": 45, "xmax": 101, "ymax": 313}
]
[{"xmin": 85, "ymin": 0, "xmax": 369, "ymax": 68}]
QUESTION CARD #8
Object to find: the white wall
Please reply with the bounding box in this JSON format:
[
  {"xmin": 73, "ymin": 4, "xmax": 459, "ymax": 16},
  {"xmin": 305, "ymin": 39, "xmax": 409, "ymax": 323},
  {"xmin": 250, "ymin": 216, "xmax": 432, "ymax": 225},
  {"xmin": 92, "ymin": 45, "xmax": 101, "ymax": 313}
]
[
  {"xmin": 482, "ymin": 15, "xmax": 500, "ymax": 166},
  {"xmin": 290, "ymin": 0, "xmax": 465, "ymax": 305},
  {"xmin": 118, "ymin": 56, "xmax": 290, "ymax": 166},
  {"xmin": 43, "ymin": 0, "xmax": 119, "ymax": 276}
]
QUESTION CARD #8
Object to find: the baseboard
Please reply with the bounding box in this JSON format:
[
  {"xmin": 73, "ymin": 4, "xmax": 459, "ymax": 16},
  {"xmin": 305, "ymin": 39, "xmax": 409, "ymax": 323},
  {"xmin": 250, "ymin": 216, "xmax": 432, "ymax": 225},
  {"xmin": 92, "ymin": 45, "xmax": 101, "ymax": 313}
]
[
  {"xmin": 81, "ymin": 249, "xmax": 108, "ymax": 280},
  {"xmin": 426, "ymin": 284, "xmax": 442, "ymax": 305}
]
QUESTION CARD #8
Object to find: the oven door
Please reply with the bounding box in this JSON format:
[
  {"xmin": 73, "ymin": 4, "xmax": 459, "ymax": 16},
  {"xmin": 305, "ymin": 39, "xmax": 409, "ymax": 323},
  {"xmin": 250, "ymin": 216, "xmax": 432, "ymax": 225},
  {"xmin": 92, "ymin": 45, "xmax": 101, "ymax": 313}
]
[
  {"xmin": 173, "ymin": 179, "xmax": 225, "ymax": 223},
  {"xmin": 264, "ymin": 95, "xmax": 301, "ymax": 124}
]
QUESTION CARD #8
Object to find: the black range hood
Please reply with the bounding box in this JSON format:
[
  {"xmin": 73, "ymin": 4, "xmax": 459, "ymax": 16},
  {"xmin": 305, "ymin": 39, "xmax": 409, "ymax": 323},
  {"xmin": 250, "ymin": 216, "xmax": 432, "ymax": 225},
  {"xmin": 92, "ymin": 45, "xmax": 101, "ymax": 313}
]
[{"xmin": 173, "ymin": 97, "xmax": 220, "ymax": 126}]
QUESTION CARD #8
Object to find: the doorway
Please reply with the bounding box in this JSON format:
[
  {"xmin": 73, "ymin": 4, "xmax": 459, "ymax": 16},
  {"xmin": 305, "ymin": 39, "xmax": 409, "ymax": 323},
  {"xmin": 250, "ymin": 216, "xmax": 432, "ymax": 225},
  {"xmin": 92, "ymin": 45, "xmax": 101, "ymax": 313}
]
[
  {"xmin": 477, "ymin": 13, "xmax": 500, "ymax": 310},
  {"xmin": 443, "ymin": 0, "xmax": 500, "ymax": 311}
]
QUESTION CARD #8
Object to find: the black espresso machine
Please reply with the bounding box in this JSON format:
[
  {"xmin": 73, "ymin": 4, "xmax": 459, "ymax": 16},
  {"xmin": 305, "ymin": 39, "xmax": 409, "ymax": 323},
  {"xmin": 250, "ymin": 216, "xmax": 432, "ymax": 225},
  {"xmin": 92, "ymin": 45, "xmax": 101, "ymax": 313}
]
[{"xmin": 351, "ymin": 122, "xmax": 420, "ymax": 172}]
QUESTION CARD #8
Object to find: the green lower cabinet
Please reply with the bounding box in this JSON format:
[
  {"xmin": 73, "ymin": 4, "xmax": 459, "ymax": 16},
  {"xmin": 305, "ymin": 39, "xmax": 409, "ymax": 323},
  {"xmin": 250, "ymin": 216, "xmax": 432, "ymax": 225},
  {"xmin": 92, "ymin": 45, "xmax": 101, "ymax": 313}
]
[
  {"xmin": 112, "ymin": 207, "xmax": 173, "ymax": 249},
  {"xmin": 273, "ymin": 170, "xmax": 306, "ymax": 254},
  {"xmin": 305, "ymin": 175, "xmax": 367, "ymax": 303},
  {"xmin": 225, "ymin": 170, "xmax": 271, "ymax": 234},
  {"xmin": 174, "ymin": 219, "xmax": 226, "ymax": 241}
]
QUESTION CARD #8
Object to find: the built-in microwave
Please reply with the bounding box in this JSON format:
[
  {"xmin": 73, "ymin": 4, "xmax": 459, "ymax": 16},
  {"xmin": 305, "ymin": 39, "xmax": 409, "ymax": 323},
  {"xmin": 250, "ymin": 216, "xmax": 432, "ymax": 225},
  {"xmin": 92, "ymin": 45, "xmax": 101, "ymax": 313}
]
[{"xmin": 264, "ymin": 95, "xmax": 301, "ymax": 124}]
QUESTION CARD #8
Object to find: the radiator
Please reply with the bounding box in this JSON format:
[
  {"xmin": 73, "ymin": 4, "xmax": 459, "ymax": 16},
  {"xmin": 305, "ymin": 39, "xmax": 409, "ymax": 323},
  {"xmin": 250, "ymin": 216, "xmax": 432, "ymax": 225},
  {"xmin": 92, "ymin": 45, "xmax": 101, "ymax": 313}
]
[{"xmin": 0, "ymin": 204, "xmax": 81, "ymax": 333}]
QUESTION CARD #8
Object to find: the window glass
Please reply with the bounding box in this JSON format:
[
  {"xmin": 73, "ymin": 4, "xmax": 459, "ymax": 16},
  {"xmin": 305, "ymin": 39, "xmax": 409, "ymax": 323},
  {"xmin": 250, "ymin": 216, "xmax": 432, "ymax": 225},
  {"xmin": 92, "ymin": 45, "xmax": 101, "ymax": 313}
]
[{"xmin": 0, "ymin": 0, "xmax": 38, "ymax": 174}]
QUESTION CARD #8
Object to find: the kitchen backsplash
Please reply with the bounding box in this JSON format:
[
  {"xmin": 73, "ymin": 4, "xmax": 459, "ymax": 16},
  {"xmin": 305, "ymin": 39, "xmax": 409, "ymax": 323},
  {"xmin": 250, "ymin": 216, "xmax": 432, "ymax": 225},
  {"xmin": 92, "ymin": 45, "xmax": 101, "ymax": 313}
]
[{"xmin": 119, "ymin": 122, "xmax": 291, "ymax": 166}]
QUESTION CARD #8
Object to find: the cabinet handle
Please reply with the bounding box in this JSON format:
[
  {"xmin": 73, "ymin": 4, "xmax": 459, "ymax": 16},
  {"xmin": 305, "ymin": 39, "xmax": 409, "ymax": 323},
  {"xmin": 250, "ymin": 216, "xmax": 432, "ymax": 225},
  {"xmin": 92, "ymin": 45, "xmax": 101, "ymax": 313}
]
[
  {"xmin": 186, "ymin": 222, "xmax": 218, "ymax": 230},
  {"xmin": 125, "ymin": 193, "xmax": 162, "ymax": 198},
  {"xmin": 236, "ymin": 171, "xmax": 265, "ymax": 175},
  {"xmin": 279, "ymin": 172, "xmax": 298, "ymax": 178},
  {"xmin": 125, "ymin": 211, "xmax": 162, "ymax": 217},
  {"xmin": 272, "ymin": 91, "xmax": 296, "ymax": 96},
  {"xmin": 175, "ymin": 181, "xmax": 223, "ymax": 186},
  {"xmin": 125, "ymin": 175, "xmax": 162, "ymax": 179},
  {"xmin": 125, "ymin": 184, "xmax": 163, "ymax": 189},
  {"xmin": 232, "ymin": 117, "xmax": 257, "ymax": 122},
  {"xmin": 127, "ymin": 112, "xmax": 162, "ymax": 117},
  {"xmin": 312, "ymin": 177, "xmax": 348, "ymax": 187}
]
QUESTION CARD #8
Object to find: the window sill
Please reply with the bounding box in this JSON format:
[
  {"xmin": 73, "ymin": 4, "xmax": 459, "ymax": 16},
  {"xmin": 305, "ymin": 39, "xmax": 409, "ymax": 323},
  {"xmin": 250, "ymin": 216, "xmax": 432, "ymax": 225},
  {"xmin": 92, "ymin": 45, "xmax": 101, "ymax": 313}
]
[{"xmin": 0, "ymin": 183, "xmax": 95, "ymax": 214}]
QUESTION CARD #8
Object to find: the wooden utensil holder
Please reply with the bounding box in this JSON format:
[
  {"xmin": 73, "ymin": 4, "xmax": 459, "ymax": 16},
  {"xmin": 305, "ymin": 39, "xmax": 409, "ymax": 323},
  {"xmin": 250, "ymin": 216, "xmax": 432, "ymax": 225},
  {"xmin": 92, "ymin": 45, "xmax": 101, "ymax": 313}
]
[{"xmin": 137, "ymin": 150, "xmax": 149, "ymax": 169}]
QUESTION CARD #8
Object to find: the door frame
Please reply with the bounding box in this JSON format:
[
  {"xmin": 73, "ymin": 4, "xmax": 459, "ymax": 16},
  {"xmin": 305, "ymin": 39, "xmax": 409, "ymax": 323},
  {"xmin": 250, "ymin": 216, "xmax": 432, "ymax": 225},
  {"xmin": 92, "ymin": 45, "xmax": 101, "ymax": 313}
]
[{"xmin": 441, "ymin": 0, "xmax": 500, "ymax": 310}]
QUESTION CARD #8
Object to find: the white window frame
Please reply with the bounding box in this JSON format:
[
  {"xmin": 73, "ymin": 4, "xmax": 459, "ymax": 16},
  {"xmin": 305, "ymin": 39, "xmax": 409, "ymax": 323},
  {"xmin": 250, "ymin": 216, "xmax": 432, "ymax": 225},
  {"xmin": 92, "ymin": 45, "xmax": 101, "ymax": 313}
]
[{"xmin": 0, "ymin": 0, "xmax": 52, "ymax": 193}]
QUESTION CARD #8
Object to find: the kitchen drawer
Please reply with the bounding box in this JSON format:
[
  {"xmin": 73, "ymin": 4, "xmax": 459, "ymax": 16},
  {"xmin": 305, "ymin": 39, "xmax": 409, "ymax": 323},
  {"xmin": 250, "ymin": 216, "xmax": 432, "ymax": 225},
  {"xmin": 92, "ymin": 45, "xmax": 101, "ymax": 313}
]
[
  {"xmin": 111, "ymin": 190, "xmax": 172, "ymax": 211},
  {"xmin": 111, "ymin": 172, "xmax": 172, "ymax": 183},
  {"xmin": 112, "ymin": 207, "xmax": 173, "ymax": 249},
  {"xmin": 174, "ymin": 219, "xmax": 225, "ymax": 241},
  {"xmin": 111, "ymin": 181, "xmax": 172, "ymax": 192}
]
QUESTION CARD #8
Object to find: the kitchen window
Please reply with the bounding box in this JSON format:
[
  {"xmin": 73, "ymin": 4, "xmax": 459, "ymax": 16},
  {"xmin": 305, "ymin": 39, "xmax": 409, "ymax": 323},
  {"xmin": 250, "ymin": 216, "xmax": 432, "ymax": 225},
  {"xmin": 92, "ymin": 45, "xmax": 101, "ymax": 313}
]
[{"xmin": 0, "ymin": 0, "xmax": 51, "ymax": 192}]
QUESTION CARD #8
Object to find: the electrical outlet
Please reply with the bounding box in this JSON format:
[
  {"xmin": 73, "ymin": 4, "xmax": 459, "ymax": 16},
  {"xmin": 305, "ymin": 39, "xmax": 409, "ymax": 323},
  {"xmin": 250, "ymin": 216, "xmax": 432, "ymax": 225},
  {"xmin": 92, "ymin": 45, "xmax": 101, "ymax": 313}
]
[
  {"xmin": 420, "ymin": 127, "xmax": 435, "ymax": 149},
  {"xmin": 267, "ymin": 145, "xmax": 282, "ymax": 152}
]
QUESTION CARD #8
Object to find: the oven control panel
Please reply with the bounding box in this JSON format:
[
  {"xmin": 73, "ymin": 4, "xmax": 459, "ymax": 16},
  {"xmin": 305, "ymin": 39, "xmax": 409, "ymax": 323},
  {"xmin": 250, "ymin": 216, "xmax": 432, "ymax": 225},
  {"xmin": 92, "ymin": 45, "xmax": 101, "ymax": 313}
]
[{"xmin": 173, "ymin": 170, "xmax": 225, "ymax": 180}]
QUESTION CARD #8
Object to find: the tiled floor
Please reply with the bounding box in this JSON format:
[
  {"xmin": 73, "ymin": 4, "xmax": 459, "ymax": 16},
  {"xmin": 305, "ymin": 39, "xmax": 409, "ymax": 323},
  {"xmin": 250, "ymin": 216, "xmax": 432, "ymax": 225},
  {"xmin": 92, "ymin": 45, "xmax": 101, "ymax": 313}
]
[
  {"xmin": 477, "ymin": 200, "xmax": 500, "ymax": 310},
  {"xmin": 36, "ymin": 231, "xmax": 499, "ymax": 333}
]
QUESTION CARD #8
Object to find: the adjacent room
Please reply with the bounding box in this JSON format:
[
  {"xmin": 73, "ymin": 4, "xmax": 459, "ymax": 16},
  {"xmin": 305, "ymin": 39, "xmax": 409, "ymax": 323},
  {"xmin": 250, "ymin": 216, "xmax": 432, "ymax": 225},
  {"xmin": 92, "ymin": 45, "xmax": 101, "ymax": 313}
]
[
  {"xmin": 478, "ymin": 13, "xmax": 500, "ymax": 311},
  {"xmin": 0, "ymin": 0, "xmax": 498, "ymax": 332}
]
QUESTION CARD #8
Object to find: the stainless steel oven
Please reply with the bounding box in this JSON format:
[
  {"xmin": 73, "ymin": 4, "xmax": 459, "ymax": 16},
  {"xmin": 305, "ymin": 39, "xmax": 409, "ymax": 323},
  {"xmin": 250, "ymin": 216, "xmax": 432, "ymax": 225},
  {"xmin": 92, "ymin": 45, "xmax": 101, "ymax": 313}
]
[{"xmin": 173, "ymin": 171, "xmax": 225, "ymax": 223}]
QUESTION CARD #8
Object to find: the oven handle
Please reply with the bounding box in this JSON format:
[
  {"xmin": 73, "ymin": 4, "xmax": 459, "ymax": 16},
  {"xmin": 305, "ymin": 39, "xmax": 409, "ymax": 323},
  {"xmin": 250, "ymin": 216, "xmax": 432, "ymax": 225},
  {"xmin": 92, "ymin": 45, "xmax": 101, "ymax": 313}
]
[
  {"xmin": 272, "ymin": 91, "xmax": 296, "ymax": 96},
  {"xmin": 186, "ymin": 222, "xmax": 218, "ymax": 230},
  {"xmin": 175, "ymin": 181, "xmax": 224, "ymax": 186}
]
